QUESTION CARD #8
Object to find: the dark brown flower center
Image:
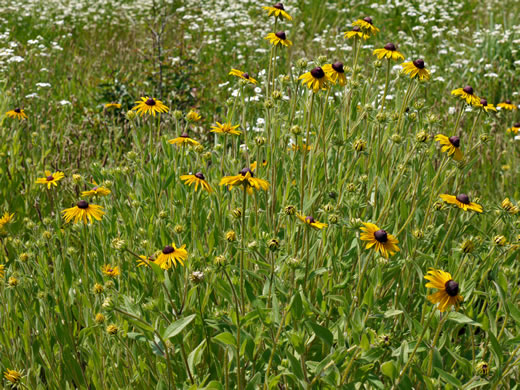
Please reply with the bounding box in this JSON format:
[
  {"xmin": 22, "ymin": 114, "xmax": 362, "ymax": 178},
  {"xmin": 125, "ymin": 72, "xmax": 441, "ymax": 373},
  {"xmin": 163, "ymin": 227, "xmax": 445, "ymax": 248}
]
[
  {"xmin": 449, "ymin": 136, "xmax": 460, "ymax": 148},
  {"xmin": 413, "ymin": 59, "xmax": 425, "ymax": 69},
  {"xmin": 145, "ymin": 98, "xmax": 156, "ymax": 106},
  {"xmin": 181, "ymin": 132, "xmax": 189, "ymax": 138},
  {"xmin": 92, "ymin": 186, "xmax": 98, "ymax": 191},
  {"xmin": 305, "ymin": 216, "xmax": 316, "ymax": 223},
  {"xmin": 456, "ymin": 194, "xmax": 470, "ymax": 204},
  {"xmin": 311, "ymin": 67, "xmax": 325, "ymax": 79},
  {"xmin": 363, "ymin": 16, "xmax": 373, "ymax": 24},
  {"xmin": 242, "ymin": 72, "xmax": 250, "ymax": 79},
  {"xmin": 505, "ymin": 99, "xmax": 512, "ymax": 104},
  {"xmin": 275, "ymin": 31, "xmax": 287, "ymax": 40},
  {"xmin": 514, "ymin": 122, "xmax": 520, "ymax": 128},
  {"xmin": 332, "ymin": 61, "xmax": 344, "ymax": 73},
  {"xmin": 352, "ymin": 26, "xmax": 361, "ymax": 32},
  {"xmin": 107, "ymin": 268, "xmax": 113, "ymax": 273},
  {"xmin": 239, "ymin": 167, "xmax": 254, "ymax": 177},
  {"xmin": 14, "ymin": 108, "xmax": 21, "ymax": 113},
  {"xmin": 462, "ymin": 85, "xmax": 474, "ymax": 95},
  {"xmin": 163, "ymin": 245, "xmax": 175, "ymax": 254},
  {"xmin": 273, "ymin": 2, "xmax": 284, "ymax": 9},
  {"xmin": 445, "ymin": 280, "xmax": 459, "ymax": 297},
  {"xmin": 77, "ymin": 200, "xmax": 89, "ymax": 209},
  {"xmin": 195, "ymin": 172, "xmax": 205, "ymax": 180},
  {"xmin": 480, "ymin": 98, "xmax": 488, "ymax": 106},
  {"xmin": 384, "ymin": 43, "xmax": 396, "ymax": 51},
  {"xmin": 46, "ymin": 175, "xmax": 54, "ymax": 181},
  {"xmin": 374, "ymin": 229, "xmax": 388, "ymax": 243}
]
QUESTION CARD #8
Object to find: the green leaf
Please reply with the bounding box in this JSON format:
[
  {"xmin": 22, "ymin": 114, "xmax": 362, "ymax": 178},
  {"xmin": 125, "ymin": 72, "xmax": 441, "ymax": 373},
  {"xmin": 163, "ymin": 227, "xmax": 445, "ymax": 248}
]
[
  {"xmin": 162, "ymin": 314, "xmax": 196, "ymax": 340},
  {"xmin": 507, "ymin": 300, "xmax": 520, "ymax": 325},
  {"xmin": 434, "ymin": 368, "xmax": 461, "ymax": 388},
  {"xmin": 214, "ymin": 332, "xmax": 237, "ymax": 347},
  {"xmin": 488, "ymin": 331, "xmax": 502, "ymax": 368},
  {"xmin": 307, "ymin": 320, "xmax": 333, "ymax": 347},
  {"xmin": 381, "ymin": 360, "xmax": 397, "ymax": 380},
  {"xmin": 384, "ymin": 309, "xmax": 404, "ymax": 318},
  {"xmin": 448, "ymin": 312, "xmax": 481, "ymax": 327}
]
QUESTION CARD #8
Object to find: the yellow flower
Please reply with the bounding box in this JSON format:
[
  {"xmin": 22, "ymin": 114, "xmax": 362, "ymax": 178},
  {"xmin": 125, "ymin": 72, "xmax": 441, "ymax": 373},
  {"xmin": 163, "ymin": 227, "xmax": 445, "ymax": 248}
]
[
  {"xmin": 36, "ymin": 170, "xmax": 65, "ymax": 189},
  {"xmin": 451, "ymin": 86, "xmax": 480, "ymax": 106},
  {"xmin": 507, "ymin": 122, "xmax": 520, "ymax": 134},
  {"xmin": 180, "ymin": 173, "xmax": 212, "ymax": 192},
  {"xmin": 220, "ymin": 167, "xmax": 269, "ymax": 195},
  {"xmin": 154, "ymin": 243, "xmax": 188, "ymax": 269},
  {"xmin": 352, "ymin": 17, "xmax": 379, "ymax": 36},
  {"xmin": 401, "ymin": 59, "xmax": 430, "ymax": 80},
  {"xmin": 0, "ymin": 264, "xmax": 4, "ymax": 278},
  {"xmin": 424, "ymin": 268, "xmax": 463, "ymax": 312},
  {"xmin": 373, "ymin": 43, "xmax": 404, "ymax": 61},
  {"xmin": 132, "ymin": 96, "xmax": 169, "ymax": 116},
  {"xmin": 298, "ymin": 67, "xmax": 332, "ymax": 93},
  {"xmin": 264, "ymin": 31, "xmax": 293, "ymax": 47},
  {"xmin": 168, "ymin": 132, "xmax": 200, "ymax": 146},
  {"xmin": 439, "ymin": 194, "xmax": 483, "ymax": 213},
  {"xmin": 210, "ymin": 122, "xmax": 241, "ymax": 135},
  {"xmin": 497, "ymin": 100, "xmax": 516, "ymax": 110},
  {"xmin": 0, "ymin": 212, "xmax": 14, "ymax": 227},
  {"xmin": 5, "ymin": 108, "xmax": 28, "ymax": 120},
  {"xmin": 3, "ymin": 369, "xmax": 22, "ymax": 384},
  {"xmin": 106, "ymin": 324, "xmax": 119, "ymax": 335},
  {"xmin": 359, "ymin": 222, "xmax": 400, "ymax": 258},
  {"xmin": 81, "ymin": 181, "xmax": 111, "ymax": 197},
  {"xmin": 62, "ymin": 201, "xmax": 105, "ymax": 224},
  {"xmin": 250, "ymin": 160, "xmax": 267, "ymax": 171},
  {"xmin": 229, "ymin": 69, "xmax": 258, "ymax": 84},
  {"xmin": 475, "ymin": 98, "xmax": 496, "ymax": 112},
  {"xmin": 322, "ymin": 62, "xmax": 347, "ymax": 86},
  {"xmin": 104, "ymin": 103, "xmax": 121, "ymax": 110},
  {"xmin": 102, "ymin": 264, "xmax": 120, "ymax": 277},
  {"xmin": 186, "ymin": 110, "xmax": 201, "ymax": 122},
  {"xmin": 137, "ymin": 255, "xmax": 152, "ymax": 267},
  {"xmin": 344, "ymin": 25, "xmax": 369, "ymax": 40},
  {"xmin": 434, "ymin": 134, "xmax": 463, "ymax": 161},
  {"xmin": 296, "ymin": 214, "xmax": 327, "ymax": 229},
  {"xmin": 263, "ymin": 3, "xmax": 292, "ymax": 20}
]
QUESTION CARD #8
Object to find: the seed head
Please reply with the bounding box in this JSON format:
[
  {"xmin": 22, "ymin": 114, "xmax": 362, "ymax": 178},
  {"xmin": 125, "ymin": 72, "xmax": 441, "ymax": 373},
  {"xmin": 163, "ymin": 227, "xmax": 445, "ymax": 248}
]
[
  {"xmin": 449, "ymin": 136, "xmax": 460, "ymax": 147},
  {"xmin": 275, "ymin": 31, "xmax": 287, "ymax": 40},
  {"xmin": 462, "ymin": 85, "xmax": 474, "ymax": 95},
  {"xmin": 445, "ymin": 280, "xmax": 459, "ymax": 297},
  {"xmin": 374, "ymin": 229, "xmax": 388, "ymax": 243},
  {"xmin": 310, "ymin": 67, "xmax": 325, "ymax": 79}
]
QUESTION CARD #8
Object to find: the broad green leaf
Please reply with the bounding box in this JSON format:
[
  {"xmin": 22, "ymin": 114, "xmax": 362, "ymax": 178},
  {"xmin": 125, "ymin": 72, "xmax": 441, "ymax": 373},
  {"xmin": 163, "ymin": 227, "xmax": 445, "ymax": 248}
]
[{"xmin": 162, "ymin": 314, "xmax": 196, "ymax": 340}]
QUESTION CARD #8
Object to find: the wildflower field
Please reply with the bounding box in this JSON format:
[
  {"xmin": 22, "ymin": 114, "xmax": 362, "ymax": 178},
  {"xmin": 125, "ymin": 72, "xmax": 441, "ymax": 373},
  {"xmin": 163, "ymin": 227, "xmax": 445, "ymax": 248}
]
[{"xmin": 3, "ymin": 0, "xmax": 520, "ymax": 388}]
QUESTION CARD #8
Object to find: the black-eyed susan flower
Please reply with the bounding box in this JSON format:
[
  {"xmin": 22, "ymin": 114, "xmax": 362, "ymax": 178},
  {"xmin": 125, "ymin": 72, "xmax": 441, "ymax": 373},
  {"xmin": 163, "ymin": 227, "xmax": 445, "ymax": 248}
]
[
  {"xmin": 36, "ymin": 170, "xmax": 65, "ymax": 189},
  {"xmin": 137, "ymin": 255, "xmax": 152, "ymax": 267},
  {"xmin": 3, "ymin": 369, "xmax": 22, "ymax": 385},
  {"xmin": 497, "ymin": 99, "xmax": 516, "ymax": 110},
  {"xmin": 62, "ymin": 200, "xmax": 105, "ymax": 224},
  {"xmin": 344, "ymin": 25, "xmax": 369, "ymax": 40},
  {"xmin": 250, "ymin": 160, "xmax": 268, "ymax": 171},
  {"xmin": 474, "ymin": 98, "xmax": 496, "ymax": 113},
  {"xmin": 323, "ymin": 62, "xmax": 347, "ymax": 86},
  {"xmin": 373, "ymin": 43, "xmax": 404, "ymax": 61},
  {"xmin": 180, "ymin": 172, "xmax": 212, "ymax": 192},
  {"xmin": 298, "ymin": 67, "xmax": 332, "ymax": 93},
  {"xmin": 360, "ymin": 222, "xmax": 400, "ymax": 258},
  {"xmin": 401, "ymin": 59, "xmax": 430, "ymax": 81},
  {"xmin": 352, "ymin": 17, "xmax": 379, "ymax": 36},
  {"xmin": 0, "ymin": 264, "xmax": 4, "ymax": 278},
  {"xmin": 229, "ymin": 69, "xmax": 258, "ymax": 84},
  {"xmin": 265, "ymin": 31, "xmax": 293, "ymax": 47},
  {"xmin": 507, "ymin": 122, "xmax": 520, "ymax": 134},
  {"xmin": 476, "ymin": 361, "xmax": 489, "ymax": 377},
  {"xmin": 186, "ymin": 110, "xmax": 201, "ymax": 122},
  {"xmin": 424, "ymin": 268, "xmax": 463, "ymax": 312},
  {"xmin": 439, "ymin": 194, "xmax": 482, "ymax": 212},
  {"xmin": 154, "ymin": 243, "xmax": 188, "ymax": 269},
  {"xmin": 434, "ymin": 134, "xmax": 463, "ymax": 161},
  {"xmin": 296, "ymin": 214, "xmax": 327, "ymax": 229},
  {"xmin": 104, "ymin": 103, "xmax": 121, "ymax": 110},
  {"xmin": 210, "ymin": 122, "xmax": 241, "ymax": 135},
  {"xmin": 0, "ymin": 212, "xmax": 14, "ymax": 228},
  {"xmin": 132, "ymin": 97, "xmax": 169, "ymax": 116},
  {"xmin": 220, "ymin": 167, "xmax": 269, "ymax": 194},
  {"xmin": 81, "ymin": 181, "xmax": 111, "ymax": 197},
  {"xmin": 263, "ymin": 3, "xmax": 292, "ymax": 20},
  {"xmin": 6, "ymin": 108, "xmax": 28, "ymax": 120},
  {"xmin": 451, "ymin": 86, "xmax": 480, "ymax": 106},
  {"xmin": 102, "ymin": 264, "xmax": 120, "ymax": 277},
  {"xmin": 168, "ymin": 132, "xmax": 200, "ymax": 146}
]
